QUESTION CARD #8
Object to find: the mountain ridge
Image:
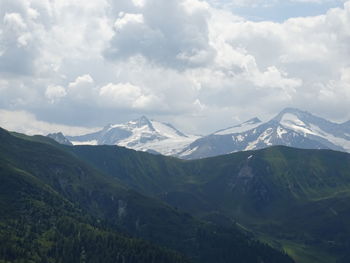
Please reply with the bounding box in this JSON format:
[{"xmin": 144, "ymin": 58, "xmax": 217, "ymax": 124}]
[
  {"xmin": 66, "ymin": 116, "xmax": 198, "ymax": 156},
  {"xmin": 47, "ymin": 108, "xmax": 350, "ymax": 159},
  {"xmin": 67, "ymin": 141, "xmax": 350, "ymax": 263},
  {"xmin": 179, "ymin": 108, "xmax": 350, "ymax": 159}
]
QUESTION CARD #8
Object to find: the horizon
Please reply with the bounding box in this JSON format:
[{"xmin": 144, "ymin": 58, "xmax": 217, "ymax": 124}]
[{"xmin": 1, "ymin": 106, "xmax": 349, "ymax": 137}]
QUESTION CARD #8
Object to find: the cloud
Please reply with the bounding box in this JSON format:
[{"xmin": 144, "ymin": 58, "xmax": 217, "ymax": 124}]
[
  {"xmin": 0, "ymin": 109, "xmax": 99, "ymax": 136},
  {"xmin": 68, "ymin": 74, "xmax": 94, "ymax": 89},
  {"xmin": 45, "ymin": 85, "xmax": 67, "ymax": 103},
  {"xmin": 318, "ymin": 67, "xmax": 350, "ymax": 105},
  {"xmin": 211, "ymin": 0, "xmax": 346, "ymax": 8},
  {"xmin": 67, "ymin": 74, "xmax": 95, "ymax": 100},
  {"xmin": 105, "ymin": 0, "xmax": 215, "ymax": 68},
  {"xmin": 114, "ymin": 13, "xmax": 144, "ymax": 29},
  {"xmin": 4, "ymin": 12, "xmax": 27, "ymax": 33},
  {"xmin": 99, "ymin": 82, "xmax": 160, "ymax": 109},
  {"xmin": 0, "ymin": 0, "xmax": 350, "ymax": 135},
  {"xmin": 0, "ymin": 10, "xmax": 37, "ymax": 75},
  {"xmin": 132, "ymin": 0, "xmax": 146, "ymax": 8}
]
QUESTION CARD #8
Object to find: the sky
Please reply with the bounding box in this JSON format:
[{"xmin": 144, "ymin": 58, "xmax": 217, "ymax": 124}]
[{"xmin": 0, "ymin": 0, "xmax": 349, "ymax": 135}]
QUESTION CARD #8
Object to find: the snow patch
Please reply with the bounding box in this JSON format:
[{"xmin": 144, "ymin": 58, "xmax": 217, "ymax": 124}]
[
  {"xmin": 215, "ymin": 119, "xmax": 261, "ymax": 135},
  {"xmin": 277, "ymin": 126, "xmax": 288, "ymax": 138},
  {"xmin": 180, "ymin": 146, "xmax": 199, "ymax": 157},
  {"xmin": 245, "ymin": 128, "xmax": 273, "ymax": 150},
  {"xmin": 151, "ymin": 120, "xmax": 185, "ymax": 139},
  {"xmin": 71, "ymin": 140, "xmax": 98, "ymax": 146},
  {"xmin": 281, "ymin": 113, "xmax": 306, "ymax": 127},
  {"xmin": 232, "ymin": 134, "xmax": 245, "ymax": 142},
  {"xmin": 281, "ymin": 114, "xmax": 350, "ymax": 151},
  {"xmin": 308, "ymin": 124, "xmax": 350, "ymax": 151}
]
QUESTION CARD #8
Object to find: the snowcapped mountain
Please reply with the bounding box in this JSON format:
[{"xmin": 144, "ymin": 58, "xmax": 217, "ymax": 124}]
[
  {"xmin": 48, "ymin": 109, "xmax": 350, "ymax": 160},
  {"xmin": 178, "ymin": 108, "xmax": 350, "ymax": 159},
  {"xmin": 47, "ymin": 132, "xmax": 73, "ymax": 146},
  {"xmin": 214, "ymin": 117, "xmax": 262, "ymax": 135},
  {"xmin": 66, "ymin": 116, "xmax": 200, "ymax": 156}
]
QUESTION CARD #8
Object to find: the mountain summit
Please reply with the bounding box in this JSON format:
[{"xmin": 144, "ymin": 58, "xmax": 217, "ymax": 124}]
[
  {"xmin": 47, "ymin": 132, "xmax": 72, "ymax": 146},
  {"xmin": 178, "ymin": 108, "xmax": 350, "ymax": 159},
  {"xmin": 214, "ymin": 117, "xmax": 262, "ymax": 135},
  {"xmin": 49, "ymin": 109, "xmax": 350, "ymax": 159},
  {"xmin": 66, "ymin": 116, "xmax": 199, "ymax": 156}
]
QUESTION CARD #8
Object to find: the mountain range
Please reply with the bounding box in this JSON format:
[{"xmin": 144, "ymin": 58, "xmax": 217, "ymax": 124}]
[
  {"xmin": 63, "ymin": 116, "xmax": 199, "ymax": 156},
  {"xmin": 179, "ymin": 108, "xmax": 350, "ymax": 159},
  {"xmin": 50, "ymin": 108, "xmax": 350, "ymax": 159}
]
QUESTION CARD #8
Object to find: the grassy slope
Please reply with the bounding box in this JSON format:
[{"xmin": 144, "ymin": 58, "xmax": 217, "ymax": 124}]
[
  {"xmin": 69, "ymin": 144, "xmax": 350, "ymax": 263},
  {"xmin": 0, "ymin": 157, "xmax": 190, "ymax": 263}
]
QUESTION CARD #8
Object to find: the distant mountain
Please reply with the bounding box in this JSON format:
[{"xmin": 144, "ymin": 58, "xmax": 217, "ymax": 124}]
[
  {"xmin": 66, "ymin": 116, "xmax": 199, "ymax": 156},
  {"xmin": 214, "ymin": 117, "xmax": 262, "ymax": 135},
  {"xmin": 178, "ymin": 108, "xmax": 350, "ymax": 159},
  {"xmin": 48, "ymin": 109, "xmax": 350, "ymax": 160},
  {"xmin": 340, "ymin": 120, "xmax": 350, "ymax": 133},
  {"xmin": 47, "ymin": 132, "xmax": 72, "ymax": 145}
]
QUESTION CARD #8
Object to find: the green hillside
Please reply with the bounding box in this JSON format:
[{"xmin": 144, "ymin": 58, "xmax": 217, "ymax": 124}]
[
  {"xmin": 70, "ymin": 142, "xmax": 350, "ymax": 263},
  {"xmin": 0, "ymin": 150, "xmax": 189, "ymax": 262},
  {"xmin": 0, "ymin": 127, "xmax": 293, "ymax": 263}
]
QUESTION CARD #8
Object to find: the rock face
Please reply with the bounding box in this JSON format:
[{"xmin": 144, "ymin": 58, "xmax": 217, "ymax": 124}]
[
  {"xmin": 178, "ymin": 108, "xmax": 350, "ymax": 159},
  {"xmin": 47, "ymin": 132, "xmax": 73, "ymax": 146}
]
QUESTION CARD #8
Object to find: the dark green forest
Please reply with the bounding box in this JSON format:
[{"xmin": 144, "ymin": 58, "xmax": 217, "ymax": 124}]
[
  {"xmin": 0, "ymin": 127, "xmax": 294, "ymax": 263},
  {"xmin": 69, "ymin": 137, "xmax": 350, "ymax": 263}
]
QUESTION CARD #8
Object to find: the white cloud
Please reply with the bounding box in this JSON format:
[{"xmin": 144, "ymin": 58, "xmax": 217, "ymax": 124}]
[
  {"xmin": 250, "ymin": 66, "xmax": 302, "ymax": 90},
  {"xmin": 105, "ymin": 0, "xmax": 214, "ymax": 68},
  {"xmin": 319, "ymin": 67, "xmax": 350, "ymax": 103},
  {"xmin": 68, "ymin": 74, "xmax": 94, "ymax": 89},
  {"xmin": 132, "ymin": 0, "xmax": 146, "ymax": 8},
  {"xmin": 68, "ymin": 74, "xmax": 95, "ymax": 100},
  {"xmin": 211, "ymin": 0, "xmax": 346, "ymax": 8},
  {"xmin": 182, "ymin": 0, "xmax": 210, "ymax": 14},
  {"xmin": 3, "ymin": 12, "xmax": 27, "ymax": 31},
  {"xmin": 99, "ymin": 82, "xmax": 160, "ymax": 110},
  {"xmin": 0, "ymin": 109, "xmax": 99, "ymax": 136},
  {"xmin": 0, "ymin": 0, "xmax": 350, "ymax": 134},
  {"xmin": 0, "ymin": 79, "xmax": 8, "ymax": 91},
  {"xmin": 114, "ymin": 13, "xmax": 144, "ymax": 29},
  {"xmin": 45, "ymin": 85, "xmax": 67, "ymax": 103}
]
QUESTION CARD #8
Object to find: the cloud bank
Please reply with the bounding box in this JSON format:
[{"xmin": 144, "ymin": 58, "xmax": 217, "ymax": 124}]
[{"xmin": 0, "ymin": 0, "xmax": 349, "ymax": 134}]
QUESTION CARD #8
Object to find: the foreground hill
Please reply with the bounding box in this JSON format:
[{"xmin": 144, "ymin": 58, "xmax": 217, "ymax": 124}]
[
  {"xmin": 0, "ymin": 127, "xmax": 293, "ymax": 263},
  {"xmin": 0, "ymin": 130, "xmax": 189, "ymax": 263},
  {"xmin": 70, "ymin": 142, "xmax": 350, "ymax": 263}
]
